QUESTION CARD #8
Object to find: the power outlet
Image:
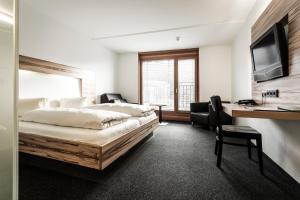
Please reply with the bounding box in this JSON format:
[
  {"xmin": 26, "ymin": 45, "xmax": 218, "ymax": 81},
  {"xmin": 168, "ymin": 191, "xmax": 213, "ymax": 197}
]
[{"xmin": 262, "ymin": 89, "xmax": 279, "ymax": 98}]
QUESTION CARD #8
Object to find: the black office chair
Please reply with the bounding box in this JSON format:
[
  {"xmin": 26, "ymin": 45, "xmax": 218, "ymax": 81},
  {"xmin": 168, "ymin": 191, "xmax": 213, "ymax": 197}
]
[{"xmin": 210, "ymin": 95, "xmax": 264, "ymax": 174}]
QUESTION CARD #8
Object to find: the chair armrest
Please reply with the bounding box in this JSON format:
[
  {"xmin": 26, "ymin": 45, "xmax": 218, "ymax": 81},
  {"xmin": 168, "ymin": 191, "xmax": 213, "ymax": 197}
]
[{"xmin": 190, "ymin": 102, "xmax": 209, "ymax": 112}]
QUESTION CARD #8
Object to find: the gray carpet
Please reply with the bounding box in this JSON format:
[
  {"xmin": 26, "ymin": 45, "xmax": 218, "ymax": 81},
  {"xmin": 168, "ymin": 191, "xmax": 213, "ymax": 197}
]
[{"xmin": 19, "ymin": 123, "xmax": 300, "ymax": 200}]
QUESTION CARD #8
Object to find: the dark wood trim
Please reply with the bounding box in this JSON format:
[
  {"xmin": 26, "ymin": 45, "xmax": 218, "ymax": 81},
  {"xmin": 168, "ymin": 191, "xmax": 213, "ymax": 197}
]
[
  {"xmin": 162, "ymin": 111, "xmax": 190, "ymax": 122},
  {"xmin": 154, "ymin": 110, "xmax": 190, "ymax": 121},
  {"xmin": 138, "ymin": 54, "xmax": 142, "ymax": 104},
  {"xmin": 139, "ymin": 48, "xmax": 199, "ymax": 121},
  {"xmin": 139, "ymin": 48, "xmax": 199, "ymax": 60},
  {"xmin": 197, "ymin": 55, "xmax": 200, "ymax": 101}
]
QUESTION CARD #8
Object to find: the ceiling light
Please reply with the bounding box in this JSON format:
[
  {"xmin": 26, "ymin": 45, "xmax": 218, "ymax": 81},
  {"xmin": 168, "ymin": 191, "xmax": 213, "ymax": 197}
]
[{"xmin": 0, "ymin": 12, "xmax": 13, "ymax": 24}]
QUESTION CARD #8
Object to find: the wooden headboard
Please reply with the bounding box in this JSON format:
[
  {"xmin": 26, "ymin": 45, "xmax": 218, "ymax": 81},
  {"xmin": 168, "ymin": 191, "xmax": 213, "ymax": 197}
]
[
  {"xmin": 251, "ymin": 0, "xmax": 300, "ymax": 104},
  {"xmin": 19, "ymin": 55, "xmax": 95, "ymax": 101}
]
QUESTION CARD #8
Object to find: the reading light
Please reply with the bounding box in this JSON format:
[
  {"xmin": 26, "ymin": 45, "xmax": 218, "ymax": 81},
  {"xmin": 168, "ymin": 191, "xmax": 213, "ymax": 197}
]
[{"xmin": 0, "ymin": 11, "xmax": 13, "ymax": 24}]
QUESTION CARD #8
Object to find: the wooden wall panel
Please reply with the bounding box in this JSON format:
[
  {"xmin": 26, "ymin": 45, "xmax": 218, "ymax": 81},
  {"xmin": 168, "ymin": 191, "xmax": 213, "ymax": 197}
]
[
  {"xmin": 19, "ymin": 56, "xmax": 95, "ymax": 102},
  {"xmin": 251, "ymin": 0, "xmax": 300, "ymax": 104}
]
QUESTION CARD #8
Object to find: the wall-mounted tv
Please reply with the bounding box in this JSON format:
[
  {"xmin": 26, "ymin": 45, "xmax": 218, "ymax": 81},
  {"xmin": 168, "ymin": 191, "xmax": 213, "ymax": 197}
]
[{"xmin": 250, "ymin": 22, "xmax": 288, "ymax": 82}]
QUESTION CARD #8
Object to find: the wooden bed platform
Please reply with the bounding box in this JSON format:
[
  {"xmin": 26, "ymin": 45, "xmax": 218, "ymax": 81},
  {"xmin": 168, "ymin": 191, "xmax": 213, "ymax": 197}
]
[
  {"xmin": 19, "ymin": 56, "xmax": 159, "ymax": 170},
  {"xmin": 19, "ymin": 118, "xmax": 159, "ymax": 170}
]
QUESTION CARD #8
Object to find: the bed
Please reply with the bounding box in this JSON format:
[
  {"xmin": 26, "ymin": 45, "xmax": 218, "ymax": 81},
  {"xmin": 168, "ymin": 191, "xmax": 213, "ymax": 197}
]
[
  {"xmin": 19, "ymin": 114, "xmax": 158, "ymax": 170},
  {"xmin": 18, "ymin": 56, "xmax": 159, "ymax": 170}
]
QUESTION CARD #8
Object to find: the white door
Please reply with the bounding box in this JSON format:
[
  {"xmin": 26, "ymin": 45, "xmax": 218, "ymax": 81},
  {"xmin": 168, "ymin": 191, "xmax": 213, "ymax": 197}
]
[{"xmin": 0, "ymin": 0, "xmax": 17, "ymax": 199}]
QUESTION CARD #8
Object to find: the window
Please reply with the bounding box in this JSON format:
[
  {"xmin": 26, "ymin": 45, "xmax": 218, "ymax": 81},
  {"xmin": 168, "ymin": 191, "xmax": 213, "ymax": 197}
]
[
  {"xmin": 142, "ymin": 59, "xmax": 174, "ymax": 111},
  {"xmin": 139, "ymin": 49, "xmax": 199, "ymax": 121},
  {"xmin": 178, "ymin": 59, "xmax": 196, "ymax": 111}
]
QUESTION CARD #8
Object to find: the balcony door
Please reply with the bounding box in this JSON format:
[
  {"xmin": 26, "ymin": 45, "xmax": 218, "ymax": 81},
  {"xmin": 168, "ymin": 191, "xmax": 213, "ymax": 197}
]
[
  {"xmin": 139, "ymin": 49, "xmax": 199, "ymax": 121},
  {"xmin": 177, "ymin": 58, "xmax": 196, "ymax": 111}
]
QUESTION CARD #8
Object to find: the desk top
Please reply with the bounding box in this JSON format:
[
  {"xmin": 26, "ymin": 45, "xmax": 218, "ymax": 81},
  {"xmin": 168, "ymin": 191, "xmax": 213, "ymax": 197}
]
[{"xmin": 223, "ymin": 104, "xmax": 300, "ymax": 120}]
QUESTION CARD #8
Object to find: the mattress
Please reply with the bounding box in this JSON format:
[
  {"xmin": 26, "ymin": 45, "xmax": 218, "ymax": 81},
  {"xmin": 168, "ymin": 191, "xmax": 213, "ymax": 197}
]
[{"xmin": 18, "ymin": 113, "xmax": 157, "ymax": 146}]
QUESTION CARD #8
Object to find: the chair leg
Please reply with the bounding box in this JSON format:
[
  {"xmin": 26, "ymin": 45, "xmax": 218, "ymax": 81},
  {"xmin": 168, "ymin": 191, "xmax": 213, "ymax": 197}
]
[
  {"xmin": 256, "ymin": 136, "xmax": 264, "ymax": 174},
  {"xmin": 214, "ymin": 139, "xmax": 219, "ymax": 155},
  {"xmin": 247, "ymin": 139, "xmax": 252, "ymax": 159},
  {"xmin": 216, "ymin": 140, "xmax": 223, "ymax": 168}
]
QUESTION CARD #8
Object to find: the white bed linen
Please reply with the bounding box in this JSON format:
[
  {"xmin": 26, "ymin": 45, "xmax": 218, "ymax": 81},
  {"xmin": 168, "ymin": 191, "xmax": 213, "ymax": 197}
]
[
  {"xmin": 18, "ymin": 114, "xmax": 158, "ymax": 146},
  {"xmin": 132, "ymin": 113, "xmax": 157, "ymax": 125},
  {"xmin": 85, "ymin": 103, "xmax": 155, "ymax": 117},
  {"xmin": 19, "ymin": 119, "xmax": 139, "ymax": 146},
  {"xmin": 21, "ymin": 108, "xmax": 130, "ymax": 130}
]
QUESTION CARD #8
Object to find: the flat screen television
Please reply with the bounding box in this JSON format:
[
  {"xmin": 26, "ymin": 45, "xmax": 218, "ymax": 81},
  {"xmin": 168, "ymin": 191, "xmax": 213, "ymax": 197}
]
[{"xmin": 250, "ymin": 23, "xmax": 288, "ymax": 82}]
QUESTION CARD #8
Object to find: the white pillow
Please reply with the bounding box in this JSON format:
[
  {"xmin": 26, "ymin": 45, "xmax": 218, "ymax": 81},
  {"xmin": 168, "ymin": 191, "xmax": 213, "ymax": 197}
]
[
  {"xmin": 60, "ymin": 97, "xmax": 87, "ymax": 108},
  {"xmin": 46, "ymin": 99, "xmax": 60, "ymax": 108},
  {"xmin": 18, "ymin": 98, "xmax": 47, "ymax": 117}
]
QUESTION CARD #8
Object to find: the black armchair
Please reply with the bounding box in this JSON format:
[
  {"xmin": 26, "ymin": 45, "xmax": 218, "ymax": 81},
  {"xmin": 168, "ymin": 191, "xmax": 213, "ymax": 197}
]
[
  {"xmin": 98, "ymin": 93, "xmax": 128, "ymax": 104},
  {"xmin": 190, "ymin": 102, "xmax": 232, "ymax": 129},
  {"xmin": 190, "ymin": 102, "xmax": 210, "ymax": 127}
]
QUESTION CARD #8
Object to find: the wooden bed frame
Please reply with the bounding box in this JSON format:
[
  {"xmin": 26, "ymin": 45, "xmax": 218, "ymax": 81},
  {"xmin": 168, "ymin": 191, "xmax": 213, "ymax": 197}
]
[
  {"xmin": 19, "ymin": 56, "xmax": 160, "ymax": 170},
  {"xmin": 19, "ymin": 118, "xmax": 159, "ymax": 170}
]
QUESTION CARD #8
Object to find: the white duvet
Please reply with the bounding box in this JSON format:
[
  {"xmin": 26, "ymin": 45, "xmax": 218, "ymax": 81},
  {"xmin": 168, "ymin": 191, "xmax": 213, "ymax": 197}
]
[
  {"xmin": 20, "ymin": 108, "xmax": 130, "ymax": 130},
  {"xmin": 85, "ymin": 103, "xmax": 155, "ymax": 117}
]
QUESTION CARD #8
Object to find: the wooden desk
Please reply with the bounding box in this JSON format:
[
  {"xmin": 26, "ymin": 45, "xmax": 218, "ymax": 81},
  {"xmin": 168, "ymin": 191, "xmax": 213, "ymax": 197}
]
[{"xmin": 223, "ymin": 104, "xmax": 300, "ymax": 120}]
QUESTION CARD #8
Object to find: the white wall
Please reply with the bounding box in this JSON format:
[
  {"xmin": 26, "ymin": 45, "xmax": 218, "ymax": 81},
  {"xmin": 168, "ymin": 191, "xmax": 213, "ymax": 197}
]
[
  {"xmin": 116, "ymin": 53, "xmax": 139, "ymax": 103},
  {"xmin": 199, "ymin": 46, "xmax": 231, "ymax": 101},
  {"xmin": 19, "ymin": 1, "xmax": 117, "ymax": 96},
  {"xmin": 19, "ymin": 70, "xmax": 81, "ymax": 99},
  {"xmin": 231, "ymin": 0, "xmax": 300, "ymax": 183}
]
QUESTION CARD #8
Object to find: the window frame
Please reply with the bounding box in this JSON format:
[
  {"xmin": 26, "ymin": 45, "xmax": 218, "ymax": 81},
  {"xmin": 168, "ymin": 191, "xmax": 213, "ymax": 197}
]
[{"xmin": 138, "ymin": 48, "xmax": 199, "ymax": 121}]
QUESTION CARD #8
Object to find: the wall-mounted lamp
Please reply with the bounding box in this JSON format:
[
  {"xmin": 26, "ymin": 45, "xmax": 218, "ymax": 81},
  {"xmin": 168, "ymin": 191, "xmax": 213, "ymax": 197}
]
[{"xmin": 0, "ymin": 11, "xmax": 13, "ymax": 24}]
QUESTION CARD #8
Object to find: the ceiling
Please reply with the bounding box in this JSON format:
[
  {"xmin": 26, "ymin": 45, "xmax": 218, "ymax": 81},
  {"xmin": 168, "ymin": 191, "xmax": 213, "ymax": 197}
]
[{"xmin": 23, "ymin": 0, "xmax": 256, "ymax": 53}]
